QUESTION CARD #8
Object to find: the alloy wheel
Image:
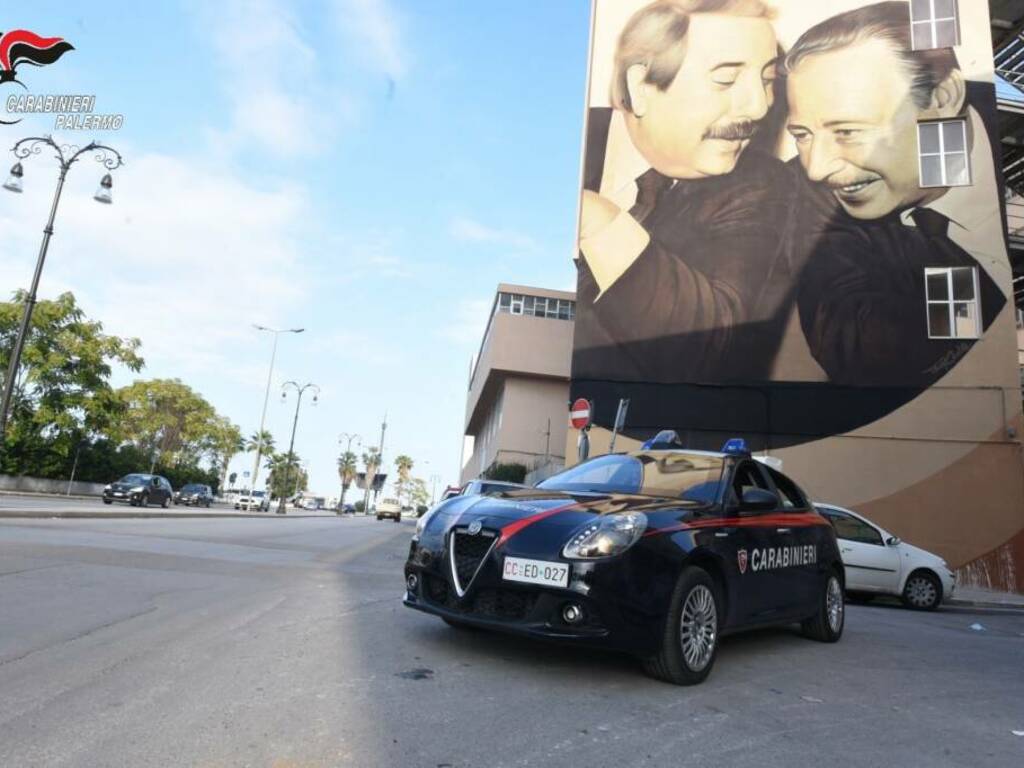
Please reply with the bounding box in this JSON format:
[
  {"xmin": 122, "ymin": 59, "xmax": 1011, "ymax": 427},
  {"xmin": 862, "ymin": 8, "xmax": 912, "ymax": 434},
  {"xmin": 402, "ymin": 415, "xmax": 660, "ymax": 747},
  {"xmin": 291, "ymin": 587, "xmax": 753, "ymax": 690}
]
[
  {"xmin": 905, "ymin": 576, "xmax": 938, "ymax": 608},
  {"xmin": 826, "ymin": 576, "xmax": 844, "ymax": 633},
  {"xmin": 679, "ymin": 584, "xmax": 717, "ymax": 671}
]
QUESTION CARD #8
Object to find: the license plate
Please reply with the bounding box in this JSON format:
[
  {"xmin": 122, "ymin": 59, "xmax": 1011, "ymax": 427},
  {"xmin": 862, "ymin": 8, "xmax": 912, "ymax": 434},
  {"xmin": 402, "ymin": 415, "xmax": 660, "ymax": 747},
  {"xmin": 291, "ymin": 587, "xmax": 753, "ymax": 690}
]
[{"xmin": 502, "ymin": 557, "xmax": 569, "ymax": 588}]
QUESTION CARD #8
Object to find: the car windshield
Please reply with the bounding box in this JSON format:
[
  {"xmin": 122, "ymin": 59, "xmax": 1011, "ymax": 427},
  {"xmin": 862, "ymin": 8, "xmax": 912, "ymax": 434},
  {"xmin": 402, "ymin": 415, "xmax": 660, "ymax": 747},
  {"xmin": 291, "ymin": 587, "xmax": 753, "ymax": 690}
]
[
  {"xmin": 537, "ymin": 452, "xmax": 725, "ymax": 502},
  {"xmin": 119, "ymin": 474, "xmax": 151, "ymax": 485},
  {"xmin": 182, "ymin": 484, "xmax": 203, "ymax": 492}
]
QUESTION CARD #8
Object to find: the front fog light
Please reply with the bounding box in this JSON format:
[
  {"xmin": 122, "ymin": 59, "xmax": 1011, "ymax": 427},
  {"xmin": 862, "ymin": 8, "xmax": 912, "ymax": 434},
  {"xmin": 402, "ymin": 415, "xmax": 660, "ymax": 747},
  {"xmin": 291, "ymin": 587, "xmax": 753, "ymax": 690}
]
[
  {"xmin": 562, "ymin": 512, "xmax": 647, "ymax": 559},
  {"xmin": 406, "ymin": 573, "xmax": 418, "ymax": 592},
  {"xmin": 562, "ymin": 603, "xmax": 583, "ymax": 624}
]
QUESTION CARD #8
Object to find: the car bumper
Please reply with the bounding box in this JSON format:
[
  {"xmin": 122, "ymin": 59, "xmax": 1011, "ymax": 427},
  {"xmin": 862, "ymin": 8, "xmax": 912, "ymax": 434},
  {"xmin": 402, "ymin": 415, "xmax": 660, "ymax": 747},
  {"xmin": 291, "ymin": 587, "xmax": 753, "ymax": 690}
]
[{"xmin": 403, "ymin": 540, "xmax": 665, "ymax": 655}]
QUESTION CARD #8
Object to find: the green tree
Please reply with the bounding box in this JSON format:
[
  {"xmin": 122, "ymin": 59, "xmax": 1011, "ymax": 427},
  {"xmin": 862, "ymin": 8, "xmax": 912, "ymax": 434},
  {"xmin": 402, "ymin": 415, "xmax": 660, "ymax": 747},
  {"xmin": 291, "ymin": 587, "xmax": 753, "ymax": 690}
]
[
  {"xmin": 266, "ymin": 451, "xmax": 306, "ymax": 499},
  {"xmin": 207, "ymin": 416, "xmax": 243, "ymax": 493},
  {"xmin": 483, "ymin": 462, "xmax": 528, "ymax": 484},
  {"xmin": 408, "ymin": 476, "xmax": 430, "ymax": 509},
  {"xmin": 112, "ymin": 379, "xmax": 218, "ymax": 473},
  {"xmin": 394, "ymin": 454, "xmax": 413, "ymax": 506},
  {"xmin": 246, "ymin": 430, "xmax": 275, "ymax": 455},
  {"xmin": 362, "ymin": 447, "xmax": 381, "ymax": 509},
  {"xmin": 0, "ymin": 291, "xmax": 143, "ymax": 475},
  {"xmin": 337, "ymin": 450, "xmax": 358, "ymax": 511}
]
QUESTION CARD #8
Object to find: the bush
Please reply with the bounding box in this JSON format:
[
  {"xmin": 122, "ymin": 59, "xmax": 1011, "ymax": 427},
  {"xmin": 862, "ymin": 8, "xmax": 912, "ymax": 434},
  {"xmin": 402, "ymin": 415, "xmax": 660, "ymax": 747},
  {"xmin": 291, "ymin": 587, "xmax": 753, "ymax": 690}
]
[
  {"xmin": 354, "ymin": 500, "xmax": 365, "ymax": 513},
  {"xmin": 483, "ymin": 462, "xmax": 528, "ymax": 484}
]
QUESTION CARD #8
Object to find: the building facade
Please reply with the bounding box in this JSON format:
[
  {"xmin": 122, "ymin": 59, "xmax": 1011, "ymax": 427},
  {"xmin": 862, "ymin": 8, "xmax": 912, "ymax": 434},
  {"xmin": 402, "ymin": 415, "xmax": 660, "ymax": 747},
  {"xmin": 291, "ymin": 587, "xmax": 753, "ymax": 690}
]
[
  {"xmin": 461, "ymin": 285, "xmax": 576, "ymax": 485},
  {"xmin": 570, "ymin": 0, "xmax": 1024, "ymax": 592}
]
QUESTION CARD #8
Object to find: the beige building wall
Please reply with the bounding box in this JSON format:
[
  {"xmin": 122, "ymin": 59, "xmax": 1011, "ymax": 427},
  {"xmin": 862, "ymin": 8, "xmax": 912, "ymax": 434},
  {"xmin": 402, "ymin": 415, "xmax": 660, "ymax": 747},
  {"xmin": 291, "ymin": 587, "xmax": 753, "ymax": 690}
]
[{"xmin": 462, "ymin": 285, "xmax": 575, "ymax": 485}]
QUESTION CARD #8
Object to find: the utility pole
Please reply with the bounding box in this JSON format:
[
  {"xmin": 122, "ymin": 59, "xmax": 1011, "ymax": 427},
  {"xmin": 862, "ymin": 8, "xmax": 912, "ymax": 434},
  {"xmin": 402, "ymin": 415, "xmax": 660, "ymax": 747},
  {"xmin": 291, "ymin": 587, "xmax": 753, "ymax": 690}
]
[{"xmin": 277, "ymin": 381, "xmax": 319, "ymax": 514}]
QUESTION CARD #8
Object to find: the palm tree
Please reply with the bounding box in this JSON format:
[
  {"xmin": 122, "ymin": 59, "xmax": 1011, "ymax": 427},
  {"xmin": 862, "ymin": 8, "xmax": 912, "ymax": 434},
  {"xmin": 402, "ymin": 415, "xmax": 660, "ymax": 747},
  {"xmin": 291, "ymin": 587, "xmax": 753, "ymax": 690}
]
[
  {"xmin": 394, "ymin": 454, "xmax": 414, "ymax": 508},
  {"xmin": 337, "ymin": 451, "xmax": 358, "ymax": 512},
  {"xmin": 362, "ymin": 447, "xmax": 381, "ymax": 513},
  {"xmin": 246, "ymin": 430, "xmax": 275, "ymax": 455}
]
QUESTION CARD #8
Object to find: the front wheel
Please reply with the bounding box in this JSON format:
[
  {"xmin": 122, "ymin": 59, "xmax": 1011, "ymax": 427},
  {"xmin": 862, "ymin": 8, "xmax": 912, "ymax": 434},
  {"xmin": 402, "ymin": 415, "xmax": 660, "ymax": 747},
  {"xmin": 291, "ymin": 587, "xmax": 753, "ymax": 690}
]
[
  {"xmin": 902, "ymin": 571, "xmax": 941, "ymax": 611},
  {"xmin": 643, "ymin": 566, "xmax": 720, "ymax": 686},
  {"xmin": 161, "ymin": 495, "xmax": 169, "ymax": 509},
  {"xmin": 103, "ymin": 498, "xmax": 112, "ymax": 505},
  {"xmin": 139, "ymin": 493, "xmax": 150, "ymax": 508},
  {"xmin": 802, "ymin": 571, "xmax": 845, "ymax": 642}
]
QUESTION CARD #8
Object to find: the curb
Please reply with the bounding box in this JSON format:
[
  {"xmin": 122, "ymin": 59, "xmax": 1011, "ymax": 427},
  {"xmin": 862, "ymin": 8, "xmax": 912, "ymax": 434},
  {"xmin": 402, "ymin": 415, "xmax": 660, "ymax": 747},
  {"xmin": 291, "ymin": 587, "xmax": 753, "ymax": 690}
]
[{"xmin": 947, "ymin": 597, "xmax": 1024, "ymax": 611}]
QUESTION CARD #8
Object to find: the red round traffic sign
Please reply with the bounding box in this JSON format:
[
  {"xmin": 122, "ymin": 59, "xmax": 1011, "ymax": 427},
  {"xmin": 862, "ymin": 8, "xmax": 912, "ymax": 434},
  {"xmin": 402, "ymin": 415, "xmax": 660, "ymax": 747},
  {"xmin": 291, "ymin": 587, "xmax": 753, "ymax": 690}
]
[{"xmin": 569, "ymin": 398, "xmax": 591, "ymax": 430}]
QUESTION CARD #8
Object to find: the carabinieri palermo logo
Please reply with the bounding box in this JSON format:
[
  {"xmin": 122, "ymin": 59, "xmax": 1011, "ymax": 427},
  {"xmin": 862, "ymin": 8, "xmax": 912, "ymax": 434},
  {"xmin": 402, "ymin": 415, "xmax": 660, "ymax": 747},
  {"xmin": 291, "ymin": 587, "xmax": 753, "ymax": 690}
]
[
  {"xmin": 0, "ymin": 29, "xmax": 73, "ymax": 88},
  {"xmin": 737, "ymin": 549, "xmax": 748, "ymax": 575}
]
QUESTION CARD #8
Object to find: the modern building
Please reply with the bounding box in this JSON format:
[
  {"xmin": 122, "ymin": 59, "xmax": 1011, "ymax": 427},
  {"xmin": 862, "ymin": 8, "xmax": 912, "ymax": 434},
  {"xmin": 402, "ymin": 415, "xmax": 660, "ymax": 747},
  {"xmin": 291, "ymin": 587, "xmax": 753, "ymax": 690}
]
[
  {"xmin": 568, "ymin": 0, "xmax": 1024, "ymax": 593},
  {"xmin": 460, "ymin": 284, "xmax": 576, "ymax": 485}
]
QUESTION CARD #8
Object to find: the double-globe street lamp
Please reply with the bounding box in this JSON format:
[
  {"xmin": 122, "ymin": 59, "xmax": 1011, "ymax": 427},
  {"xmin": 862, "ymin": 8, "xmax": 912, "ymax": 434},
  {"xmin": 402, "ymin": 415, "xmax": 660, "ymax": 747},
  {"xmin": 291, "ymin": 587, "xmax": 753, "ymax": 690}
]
[
  {"xmin": 247, "ymin": 325, "xmax": 303, "ymax": 511},
  {"xmin": 278, "ymin": 381, "xmax": 319, "ymax": 514},
  {"xmin": 0, "ymin": 136, "xmax": 124, "ymax": 440}
]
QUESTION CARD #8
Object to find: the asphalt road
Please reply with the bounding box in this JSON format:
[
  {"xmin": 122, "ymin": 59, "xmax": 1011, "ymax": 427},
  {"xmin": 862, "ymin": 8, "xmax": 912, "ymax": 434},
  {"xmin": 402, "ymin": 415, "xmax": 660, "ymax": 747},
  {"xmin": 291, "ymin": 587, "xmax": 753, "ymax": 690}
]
[
  {"xmin": 0, "ymin": 495, "xmax": 330, "ymax": 516},
  {"xmin": 1, "ymin": 516, "xmax": 1022, "ymax": 768}
]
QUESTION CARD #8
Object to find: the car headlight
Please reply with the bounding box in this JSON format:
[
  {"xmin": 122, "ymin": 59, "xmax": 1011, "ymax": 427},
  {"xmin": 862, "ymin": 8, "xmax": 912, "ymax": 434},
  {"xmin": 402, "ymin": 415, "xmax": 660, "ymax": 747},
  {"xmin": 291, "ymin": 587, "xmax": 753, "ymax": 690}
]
[
  {"xmin": 130, "ymin": 486, "xmax": 145, "ymax": 493},
  {"xmin": 562, "ymin": 512, "xmax": 647, "ymax": 559},
  {"xmin": 415, "ymin": 508, "xmax": 439, "ymax": 539},
  {"xmin": 104, "ymin": 484, "xmax": 111, "ymax": 490}
]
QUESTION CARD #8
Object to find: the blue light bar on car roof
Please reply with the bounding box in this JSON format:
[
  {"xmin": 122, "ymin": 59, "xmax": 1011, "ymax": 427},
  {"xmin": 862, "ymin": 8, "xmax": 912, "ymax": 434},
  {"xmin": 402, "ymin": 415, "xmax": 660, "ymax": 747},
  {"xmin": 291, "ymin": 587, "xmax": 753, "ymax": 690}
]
[
  {"xmin": 721, "ymin": 438, "xmax": 750, "ymax": 456},
  {"xmin": 642, "ymin": 430, "xmax": 684, "ymax": 450}
]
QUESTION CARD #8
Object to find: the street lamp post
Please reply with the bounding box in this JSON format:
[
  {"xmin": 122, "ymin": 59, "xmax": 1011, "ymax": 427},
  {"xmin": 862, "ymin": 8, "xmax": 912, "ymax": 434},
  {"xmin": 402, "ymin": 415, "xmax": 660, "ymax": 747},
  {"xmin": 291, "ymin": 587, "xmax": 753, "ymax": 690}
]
[
  {"xmin": 429, "ymin": 473, "xmax": 442, "ymax": 506},
  {"xmin": 337, "ymin": 432, "xmax": 361, "ymax": 511},
  {"xmin": 246, "ymin": 325, "xmax": 303, "ymax": 510},
  {"xmin": 0, "ymin": 136, "xmax": 124, "ymax": 440},
  {"xmin": 277, "ymin": 381, "xmax": 319, "ymax": 514}
]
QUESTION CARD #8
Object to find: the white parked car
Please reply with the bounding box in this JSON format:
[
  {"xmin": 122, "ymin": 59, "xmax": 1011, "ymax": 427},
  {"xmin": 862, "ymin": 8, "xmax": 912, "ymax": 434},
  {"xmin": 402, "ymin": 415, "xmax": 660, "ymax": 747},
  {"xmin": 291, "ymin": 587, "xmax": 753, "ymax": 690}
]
[
  {"xmin": 815, "ymin": 504, "xmax": 955, "ymax": 610},
  {"xmin": 234, "ymin": 490, "xmax": 270, "ymax": 512}
]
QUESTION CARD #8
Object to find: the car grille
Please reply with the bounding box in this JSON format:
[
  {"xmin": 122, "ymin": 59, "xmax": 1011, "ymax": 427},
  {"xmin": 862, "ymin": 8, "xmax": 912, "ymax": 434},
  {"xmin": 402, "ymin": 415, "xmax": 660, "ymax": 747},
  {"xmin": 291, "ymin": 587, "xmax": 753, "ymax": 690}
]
[
  {"xmin": 450, "ymin": 529, "xmax": 496, "ymax": 594},
  {"xmin": 422, "ymin": 574, "xmax": 537, "ymax": 622}
]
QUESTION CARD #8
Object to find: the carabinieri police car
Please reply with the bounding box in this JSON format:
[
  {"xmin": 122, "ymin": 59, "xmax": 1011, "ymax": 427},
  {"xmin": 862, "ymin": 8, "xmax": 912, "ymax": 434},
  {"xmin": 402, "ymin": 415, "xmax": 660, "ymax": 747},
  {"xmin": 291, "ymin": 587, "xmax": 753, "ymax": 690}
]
[{"xmin": 403, "ymin": 434, "xmax": 845, "ymax": 685}]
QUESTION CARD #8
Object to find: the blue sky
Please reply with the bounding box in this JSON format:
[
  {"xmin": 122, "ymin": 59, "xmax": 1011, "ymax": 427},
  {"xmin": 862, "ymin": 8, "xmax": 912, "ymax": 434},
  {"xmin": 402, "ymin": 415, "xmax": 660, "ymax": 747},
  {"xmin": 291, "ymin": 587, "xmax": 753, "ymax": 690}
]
[{"xmin": 0, "ymin": 1, "xmax": 590, "ymax": 497}]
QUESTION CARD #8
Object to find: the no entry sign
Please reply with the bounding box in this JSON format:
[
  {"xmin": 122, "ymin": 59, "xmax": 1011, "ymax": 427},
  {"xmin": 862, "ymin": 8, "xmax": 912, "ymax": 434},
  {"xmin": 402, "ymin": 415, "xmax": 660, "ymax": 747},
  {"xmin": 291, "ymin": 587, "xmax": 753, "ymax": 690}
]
[{"xmin": 569, "ymin": 398, "xmax": 592, "ymax": 430}]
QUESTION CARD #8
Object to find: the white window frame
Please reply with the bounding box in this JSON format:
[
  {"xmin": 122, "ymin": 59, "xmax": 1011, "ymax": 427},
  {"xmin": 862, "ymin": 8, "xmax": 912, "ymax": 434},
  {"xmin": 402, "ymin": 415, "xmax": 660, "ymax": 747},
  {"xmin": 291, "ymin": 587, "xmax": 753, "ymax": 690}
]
[
  {"xmin": 917, "ymin": 119, "xmax": 970, "ymax": 188},
  {"xmin": 509, "ymin": 293, "xmax": 524, "ymax": 315},
  {"xmin": 910, "ymin": 0, "xmax": 960, "ymax": 50},
  {"xmin": 925, "ymin": 266, "xmax": 980, "ymax": 339}
]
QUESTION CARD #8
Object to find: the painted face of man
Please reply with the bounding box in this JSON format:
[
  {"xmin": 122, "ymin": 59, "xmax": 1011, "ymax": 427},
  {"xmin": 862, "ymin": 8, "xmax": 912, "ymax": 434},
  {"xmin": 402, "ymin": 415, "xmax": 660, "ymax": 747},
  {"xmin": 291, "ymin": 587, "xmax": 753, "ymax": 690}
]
[
  {"xmin": 625, "ymin": 13, "xmax": 778, "ymax": 179},
  {"xmin": 787, "ymin": 38, "xmax": 953, "ymax": 220}
]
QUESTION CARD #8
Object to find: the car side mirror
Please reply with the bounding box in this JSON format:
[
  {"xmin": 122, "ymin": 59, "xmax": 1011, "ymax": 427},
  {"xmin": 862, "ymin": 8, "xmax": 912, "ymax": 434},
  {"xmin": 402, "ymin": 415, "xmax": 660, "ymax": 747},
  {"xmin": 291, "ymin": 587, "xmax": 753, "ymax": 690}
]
[
  {"xmin": 740, "ymin": 488, "xmax": 778, "ymax": 511},
  {"xmin": 886, "ymin": 536, "xmax": 901, "ymax": 546}
]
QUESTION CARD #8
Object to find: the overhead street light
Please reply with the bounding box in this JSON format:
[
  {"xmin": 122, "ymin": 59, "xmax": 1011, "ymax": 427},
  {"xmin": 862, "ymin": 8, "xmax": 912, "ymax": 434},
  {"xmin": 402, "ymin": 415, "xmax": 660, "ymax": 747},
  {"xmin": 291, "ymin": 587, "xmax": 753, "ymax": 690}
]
[
  {"xmin": 0, "ymin": 136, "xmax": 124, "ymax": 442},
  {"xmin": 246, "ymin": 325, "xmax": 304, "ymax": 511},
  {"xmin": 278, "ymin": 381, "xmax": 319, "ymax": 514}
]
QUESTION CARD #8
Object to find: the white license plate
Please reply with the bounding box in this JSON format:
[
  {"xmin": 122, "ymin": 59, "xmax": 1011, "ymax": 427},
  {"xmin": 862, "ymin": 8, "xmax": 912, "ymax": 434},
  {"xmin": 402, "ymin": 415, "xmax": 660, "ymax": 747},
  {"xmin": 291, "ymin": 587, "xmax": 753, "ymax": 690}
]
[{"xmin": 502, "ymin": 557, "xmax": 569, "ymax": 588}]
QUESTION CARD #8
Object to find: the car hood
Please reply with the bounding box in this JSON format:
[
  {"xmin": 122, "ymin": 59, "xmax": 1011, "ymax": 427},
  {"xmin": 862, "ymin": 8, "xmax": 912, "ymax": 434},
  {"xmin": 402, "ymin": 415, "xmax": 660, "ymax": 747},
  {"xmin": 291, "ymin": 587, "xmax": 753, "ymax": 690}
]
[
  {"xmin": 421, "ymin": 489, "xmax": 695, "ymax": 557},
  {"xmin": 110, "ymin": 482, "xmax": 141, "ymax": 491}
]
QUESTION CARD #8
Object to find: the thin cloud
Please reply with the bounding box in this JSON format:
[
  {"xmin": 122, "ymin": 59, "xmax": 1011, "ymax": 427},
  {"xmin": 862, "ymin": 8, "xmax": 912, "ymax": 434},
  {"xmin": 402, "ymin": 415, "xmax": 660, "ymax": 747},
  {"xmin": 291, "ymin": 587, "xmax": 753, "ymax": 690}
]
[
  {"xmin": 332, "ymin": 0, "xmax": 407, "ymax": 79},
  {"xmin": 449, "ymin": 216, "xmax": 537, "ymax": 250}
]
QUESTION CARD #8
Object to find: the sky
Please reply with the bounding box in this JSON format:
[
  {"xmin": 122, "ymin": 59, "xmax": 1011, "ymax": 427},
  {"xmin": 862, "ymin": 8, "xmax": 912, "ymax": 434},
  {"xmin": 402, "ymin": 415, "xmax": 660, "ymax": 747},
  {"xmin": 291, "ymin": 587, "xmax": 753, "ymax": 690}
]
[{"xmin": 0, "ymin": 1, "xmax": 591, "ymax": 498}]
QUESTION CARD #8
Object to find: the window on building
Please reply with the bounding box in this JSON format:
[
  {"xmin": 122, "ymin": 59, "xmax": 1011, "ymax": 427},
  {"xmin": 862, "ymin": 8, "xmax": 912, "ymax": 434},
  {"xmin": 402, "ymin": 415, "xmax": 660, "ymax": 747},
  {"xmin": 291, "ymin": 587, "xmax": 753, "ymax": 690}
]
[
  {"xmin": 533, "ymin": 297, "xmax": 547, "ymax": 317},
  {"xmin": 910, "ymin": 0, "xmax": 959, "ymax": 50},
  {"xmin": 925, "ymin": 266, "xmax": 980, "ymax": 339},
  {"xmin": 498, "ymin": 293, "xmax": 511, "ymax": 313},
  {"xmin": 918, "ymin": 119, "xmax": 969, "ymax": 187},
  {"xmin": 510, "ymin": 294, "xmax": 524, "ymax": 315},
  {"xmin": 1016, "ymin": 307, "xmax": 1024, "ymax": 330}
]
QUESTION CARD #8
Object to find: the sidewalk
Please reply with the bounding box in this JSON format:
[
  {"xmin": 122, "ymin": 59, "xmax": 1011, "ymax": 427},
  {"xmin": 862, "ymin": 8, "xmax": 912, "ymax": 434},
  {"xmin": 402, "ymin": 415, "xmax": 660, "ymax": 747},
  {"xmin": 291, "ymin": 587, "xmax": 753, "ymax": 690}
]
[{"xmin": 948, "ymin": 585, "xmax": 1024, "ymax": 610}]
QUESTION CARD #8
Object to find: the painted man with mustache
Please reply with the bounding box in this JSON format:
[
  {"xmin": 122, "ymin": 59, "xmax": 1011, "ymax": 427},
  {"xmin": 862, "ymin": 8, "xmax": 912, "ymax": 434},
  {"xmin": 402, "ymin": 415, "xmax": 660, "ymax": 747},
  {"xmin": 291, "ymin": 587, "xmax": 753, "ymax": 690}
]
[
  {"xmin": 785, "ymin": 1, "xmax": 1005, "ymax": 385},
  {"xmin": 574, "ymin": 0, "xmax": 796, "ymax": 390}
]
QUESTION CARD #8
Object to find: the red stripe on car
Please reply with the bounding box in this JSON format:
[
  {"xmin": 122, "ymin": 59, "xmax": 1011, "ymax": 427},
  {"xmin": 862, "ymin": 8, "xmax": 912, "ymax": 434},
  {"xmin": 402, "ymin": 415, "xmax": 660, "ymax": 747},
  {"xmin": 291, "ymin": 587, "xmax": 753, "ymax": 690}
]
[
  {"xmin": 644, "ymin": 512, "xmax": 830, "ymax": 538},
  {"xmin": 496, "ymin": 502, "xmax": 580, "ymax": 548}
]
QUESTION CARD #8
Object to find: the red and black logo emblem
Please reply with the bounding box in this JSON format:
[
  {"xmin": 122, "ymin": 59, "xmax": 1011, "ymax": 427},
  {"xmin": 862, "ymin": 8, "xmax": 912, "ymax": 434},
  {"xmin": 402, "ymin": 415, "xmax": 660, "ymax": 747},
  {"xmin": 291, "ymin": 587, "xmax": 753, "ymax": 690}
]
[
  {"xmin": 0, "ymin": 29, "xmax": 74, "ymax": 88},
  {"xmin": 737, "ymin": 549, "xmax": 748, "ymax": 574}
]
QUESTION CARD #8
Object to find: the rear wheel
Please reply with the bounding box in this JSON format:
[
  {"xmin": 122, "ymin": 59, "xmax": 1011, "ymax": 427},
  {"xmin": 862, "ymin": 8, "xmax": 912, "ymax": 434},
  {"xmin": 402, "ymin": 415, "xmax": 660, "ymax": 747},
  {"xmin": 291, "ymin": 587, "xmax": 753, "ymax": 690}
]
[
  {"xmin": 643, "ymin": 566, "xmax": 720, "ymax": 686},
  {"xmin": 902, "ymin": 571, "xmax": 941, "ymax": 611},
  {"xmin": 802, "ymin": 570, "xmax": 845, "ymax": 642}
]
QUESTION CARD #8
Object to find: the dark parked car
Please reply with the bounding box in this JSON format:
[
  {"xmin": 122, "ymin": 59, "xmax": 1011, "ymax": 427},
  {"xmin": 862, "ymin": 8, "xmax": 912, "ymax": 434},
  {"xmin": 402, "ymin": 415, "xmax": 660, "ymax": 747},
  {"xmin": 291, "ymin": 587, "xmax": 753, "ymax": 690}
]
[
  {"xmin": 459, "ymin": 479, "xmax": 529, "ymax": 497},
  {"xmin": 405, "ymin": 435, "xmax": 845, "ymax": 686},
  {"xmin": 174, "ymin": 483, "xmax": 214, "ymax": 507},
  {"xmin": 103, "ymin": 474, "xmax": 173, "ymax": 507}
]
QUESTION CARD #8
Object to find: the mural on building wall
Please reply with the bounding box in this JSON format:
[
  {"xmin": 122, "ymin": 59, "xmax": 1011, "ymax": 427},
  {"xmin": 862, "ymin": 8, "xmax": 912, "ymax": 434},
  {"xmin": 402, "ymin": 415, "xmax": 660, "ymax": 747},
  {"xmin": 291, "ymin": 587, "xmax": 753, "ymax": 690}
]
[{"xmin": 573, "ymin": 0, "xmax": 1011, "ymax": 449}]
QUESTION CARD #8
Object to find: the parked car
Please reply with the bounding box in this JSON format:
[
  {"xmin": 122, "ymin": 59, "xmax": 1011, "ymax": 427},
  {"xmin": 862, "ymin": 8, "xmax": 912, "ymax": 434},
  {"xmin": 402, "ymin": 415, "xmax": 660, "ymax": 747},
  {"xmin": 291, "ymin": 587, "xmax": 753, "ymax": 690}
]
[
  {"xmin": 234, "ymin": 490, "xmax": 270, "ymax": 511},
  {"xmin": 174, "ymin": 483, "xmax": 214, "ymax": 507},
  {"xmin": 815, "ymin": 503, "xmax": 955, "ymax": 610},
  {"xmin": 376, "ymin": 497, "xmax": 402, "ymax": 522},
  {"xmin": 103, "ymin": 474, "xmax": 173, "ymax": 508},
  {"xmin": 407, "ymin": 435, "xmax": 845, "ymax": 686}
]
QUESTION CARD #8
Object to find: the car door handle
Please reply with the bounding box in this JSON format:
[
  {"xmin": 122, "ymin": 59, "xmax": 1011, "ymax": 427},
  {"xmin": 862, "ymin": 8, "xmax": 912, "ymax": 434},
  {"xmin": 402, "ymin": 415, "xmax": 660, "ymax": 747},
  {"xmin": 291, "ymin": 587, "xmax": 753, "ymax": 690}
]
[
  {"xmin": 776, "ymin": 527, "xmax": 791, "ymax": 533},
  {"xmin": 714, "ymin": 531, "xmax": 731, "ymax": 538},
  {"xmin": 841, "ymin": 547, "xmax": 852, "ymax": 553}
]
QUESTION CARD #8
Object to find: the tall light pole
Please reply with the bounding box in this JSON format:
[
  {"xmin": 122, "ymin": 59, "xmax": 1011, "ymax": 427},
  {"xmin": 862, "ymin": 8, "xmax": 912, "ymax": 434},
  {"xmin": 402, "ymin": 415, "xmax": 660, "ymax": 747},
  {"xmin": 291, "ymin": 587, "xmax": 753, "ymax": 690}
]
[
  {"xmin": 246, "ymin": 325, "xmax": 303, "ymax": 510},
  {"xmin": 0, "ymin": 136, "xmax": 124, "ymax": 440},
  {"xmin": 337, "ymin": 432, "xmax": 361, "ymax": 511},
  {"xmin": 277, "ymin": 381, "xmax": 319, "ymax": 514},
  {"xmin": 429, "ymin": 473, "xmax": 442, "ymax": 506}
]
